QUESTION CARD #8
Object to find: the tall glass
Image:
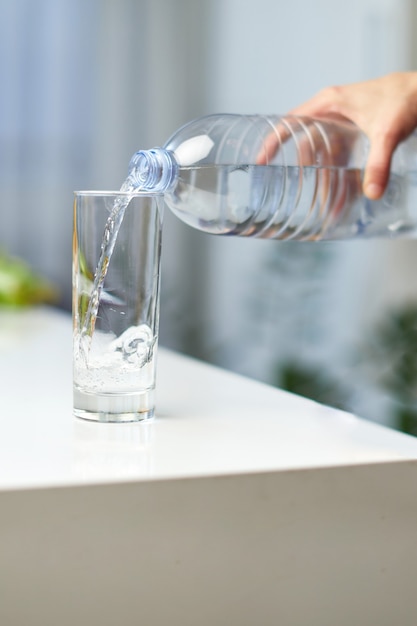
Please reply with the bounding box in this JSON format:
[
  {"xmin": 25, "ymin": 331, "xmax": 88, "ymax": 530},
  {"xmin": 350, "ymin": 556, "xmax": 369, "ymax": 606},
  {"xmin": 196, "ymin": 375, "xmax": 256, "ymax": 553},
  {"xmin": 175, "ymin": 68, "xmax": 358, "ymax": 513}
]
[{"xmin": 72, "ymin": 191, "xmax": 163, "ymax": 422}]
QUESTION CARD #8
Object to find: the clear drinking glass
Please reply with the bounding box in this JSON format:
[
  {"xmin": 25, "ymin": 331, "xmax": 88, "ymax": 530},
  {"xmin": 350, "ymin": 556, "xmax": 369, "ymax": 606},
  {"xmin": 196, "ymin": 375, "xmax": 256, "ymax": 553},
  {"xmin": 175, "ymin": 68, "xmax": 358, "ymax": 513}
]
[{"xmin": 72, "ymin": 191, "xmax": 163, "ymax": 422}]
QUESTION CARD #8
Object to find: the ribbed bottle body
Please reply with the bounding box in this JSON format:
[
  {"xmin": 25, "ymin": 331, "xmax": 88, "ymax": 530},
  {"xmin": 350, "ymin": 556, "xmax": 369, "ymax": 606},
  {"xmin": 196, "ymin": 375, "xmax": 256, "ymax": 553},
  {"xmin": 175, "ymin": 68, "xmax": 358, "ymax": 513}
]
[{"xmin": 132, "ymin": 114, "xmax": 417, "ymax": 240}]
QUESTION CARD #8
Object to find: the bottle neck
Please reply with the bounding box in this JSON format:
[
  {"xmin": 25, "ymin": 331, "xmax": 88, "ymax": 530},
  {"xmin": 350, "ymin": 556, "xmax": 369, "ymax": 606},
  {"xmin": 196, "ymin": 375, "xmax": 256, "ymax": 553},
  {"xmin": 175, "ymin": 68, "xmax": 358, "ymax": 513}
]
[{"xmin": 128, "ymin": 148, "xmax": 178, "ymax": 192}]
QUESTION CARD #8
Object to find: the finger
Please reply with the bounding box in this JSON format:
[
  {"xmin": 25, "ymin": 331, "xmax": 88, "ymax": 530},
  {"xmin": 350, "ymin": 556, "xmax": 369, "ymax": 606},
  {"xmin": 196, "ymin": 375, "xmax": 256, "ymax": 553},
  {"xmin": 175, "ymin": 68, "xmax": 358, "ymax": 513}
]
[
  {"xmin": 256, "ymin": 130, "xmax": 281, "ymax": 164},
  {"xmin": 256, "ymin": 117, "xmax": 298, "ymax": 165},
  {"xmin": 257, "ymin": 116, "xmax": 327, "ymax": 165},
  {"xmin": 363, "ymin": 135, "xmax": 396, "ymax": 199}
]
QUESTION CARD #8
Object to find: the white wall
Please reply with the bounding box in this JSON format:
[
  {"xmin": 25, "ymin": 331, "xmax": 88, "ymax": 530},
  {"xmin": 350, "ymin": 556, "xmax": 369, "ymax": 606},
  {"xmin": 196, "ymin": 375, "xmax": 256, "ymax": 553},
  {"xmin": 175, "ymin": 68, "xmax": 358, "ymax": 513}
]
[{"xmin": 206, "ymin": 0, "xmax": 413, "ymax": 113}]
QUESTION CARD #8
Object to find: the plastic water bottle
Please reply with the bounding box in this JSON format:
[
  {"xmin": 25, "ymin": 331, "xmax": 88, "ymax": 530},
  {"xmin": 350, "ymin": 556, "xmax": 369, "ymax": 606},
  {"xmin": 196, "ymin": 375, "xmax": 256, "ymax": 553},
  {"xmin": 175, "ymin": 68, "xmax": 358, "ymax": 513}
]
[{"xmin": 127, "ymin": 114, "xmax": 417, "ymax": 240}]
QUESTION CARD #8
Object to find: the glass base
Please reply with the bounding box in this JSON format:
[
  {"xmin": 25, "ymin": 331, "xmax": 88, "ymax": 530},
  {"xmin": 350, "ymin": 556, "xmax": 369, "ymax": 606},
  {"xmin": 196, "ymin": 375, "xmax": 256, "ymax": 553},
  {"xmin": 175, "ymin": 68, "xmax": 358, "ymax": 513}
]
[{"xmin": 73, "ymin": 387, "xmax": 154, "ymax": 423}]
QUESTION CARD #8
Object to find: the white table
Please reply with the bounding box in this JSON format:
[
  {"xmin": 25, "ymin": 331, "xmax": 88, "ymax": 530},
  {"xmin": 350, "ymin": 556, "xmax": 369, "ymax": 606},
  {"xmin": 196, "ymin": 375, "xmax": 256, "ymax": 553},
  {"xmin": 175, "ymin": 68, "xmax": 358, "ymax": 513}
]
[{"xmin": 1, "ymin": 307, "xmax": 417, "ymax": 626}]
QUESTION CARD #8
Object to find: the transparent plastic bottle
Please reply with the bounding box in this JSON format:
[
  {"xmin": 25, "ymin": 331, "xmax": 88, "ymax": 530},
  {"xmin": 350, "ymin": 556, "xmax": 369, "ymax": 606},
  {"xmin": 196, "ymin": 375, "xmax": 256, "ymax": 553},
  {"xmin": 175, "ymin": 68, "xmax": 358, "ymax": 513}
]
[{"xmin": 127, "ymin": 114, "xmax": 417, "ymax": 240}]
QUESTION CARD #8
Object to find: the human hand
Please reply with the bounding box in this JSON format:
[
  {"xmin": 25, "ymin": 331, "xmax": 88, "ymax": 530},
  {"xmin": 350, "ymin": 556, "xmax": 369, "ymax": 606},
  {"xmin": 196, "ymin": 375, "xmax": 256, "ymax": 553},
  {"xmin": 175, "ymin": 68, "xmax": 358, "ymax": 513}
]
[{"xmin": 289, "ymin": 72, "xmax": 417, "ymax": 199}]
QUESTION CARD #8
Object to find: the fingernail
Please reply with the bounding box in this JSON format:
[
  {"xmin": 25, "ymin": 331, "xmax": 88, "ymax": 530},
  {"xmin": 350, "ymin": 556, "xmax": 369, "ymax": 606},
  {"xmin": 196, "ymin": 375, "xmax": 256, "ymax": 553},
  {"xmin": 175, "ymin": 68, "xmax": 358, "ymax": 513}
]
[{"xmin": 365, "ymin": 183, "xmax": 383, "ymax": 199}]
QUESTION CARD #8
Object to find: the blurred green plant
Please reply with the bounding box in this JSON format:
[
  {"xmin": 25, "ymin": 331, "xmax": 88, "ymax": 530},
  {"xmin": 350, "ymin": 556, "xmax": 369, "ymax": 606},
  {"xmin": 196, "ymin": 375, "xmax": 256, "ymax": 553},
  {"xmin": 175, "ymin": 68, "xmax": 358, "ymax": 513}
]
[
  {"xmin": 364, "ymin": 304, "xmax": 417, "ymax": 436},
  {"xmin": 0, "ymin": 250, "xmax": 58, "ymax": 307},
  {"xmin": 277, "ymin": 360, "xmax": 350, "ymax": 412},
  {"xmin": 277, "ymin": 304, "xmax": 417, "ymax": 437}
]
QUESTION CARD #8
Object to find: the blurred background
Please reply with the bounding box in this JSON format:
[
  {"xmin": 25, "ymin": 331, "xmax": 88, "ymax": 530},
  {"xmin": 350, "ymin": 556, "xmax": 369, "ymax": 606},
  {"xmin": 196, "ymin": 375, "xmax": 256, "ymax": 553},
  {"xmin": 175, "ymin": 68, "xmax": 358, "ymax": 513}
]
[{"xmin": 2, "ymin": 0, "xmax": 417, "ymax": 434}]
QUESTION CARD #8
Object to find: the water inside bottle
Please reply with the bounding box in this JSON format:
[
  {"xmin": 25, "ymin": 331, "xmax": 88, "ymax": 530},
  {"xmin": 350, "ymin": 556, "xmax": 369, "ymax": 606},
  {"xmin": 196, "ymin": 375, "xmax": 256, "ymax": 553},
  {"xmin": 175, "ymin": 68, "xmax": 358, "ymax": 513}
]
[{"xmin": 170, "ymin": 164, "xmax": 410, "ymax": 240}]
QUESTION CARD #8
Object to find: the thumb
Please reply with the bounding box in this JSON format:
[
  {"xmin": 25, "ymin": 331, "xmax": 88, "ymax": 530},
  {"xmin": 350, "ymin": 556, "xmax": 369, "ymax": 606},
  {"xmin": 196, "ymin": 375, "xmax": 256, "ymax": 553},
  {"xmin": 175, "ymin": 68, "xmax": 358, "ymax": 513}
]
[{"xmin": 363, "ymin": 135, "xmax": 395, "ymax": 200}]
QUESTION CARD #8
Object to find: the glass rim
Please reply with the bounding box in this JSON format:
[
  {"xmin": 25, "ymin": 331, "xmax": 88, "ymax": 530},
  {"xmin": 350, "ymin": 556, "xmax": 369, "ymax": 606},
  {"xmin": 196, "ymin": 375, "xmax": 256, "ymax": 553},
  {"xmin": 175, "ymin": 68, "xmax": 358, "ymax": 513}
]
[{"xmin": 74, "ymin": 190, "xmax": 164, "ymax": 198}]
